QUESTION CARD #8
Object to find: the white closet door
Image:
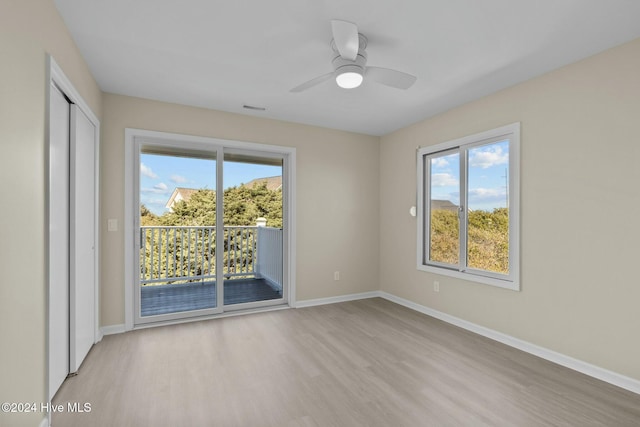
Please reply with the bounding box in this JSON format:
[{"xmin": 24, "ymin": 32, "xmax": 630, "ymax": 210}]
[
  {"xmin": 69, "ymin": 105, "xmax": 96, "ymax": 372},
  {"xmin": 49, "ymin": 84, "xmax": 70, "ymax": 398}
]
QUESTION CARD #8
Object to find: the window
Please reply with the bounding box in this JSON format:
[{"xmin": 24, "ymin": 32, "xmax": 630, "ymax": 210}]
[{"xmin": 417, "ymin": 123, "xmax": 520, "ymax": 290}]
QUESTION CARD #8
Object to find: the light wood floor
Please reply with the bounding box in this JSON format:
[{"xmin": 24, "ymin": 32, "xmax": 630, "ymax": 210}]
[{"xmin": 53, "ymin": 298, "xmax": 640, "ymax": 426}]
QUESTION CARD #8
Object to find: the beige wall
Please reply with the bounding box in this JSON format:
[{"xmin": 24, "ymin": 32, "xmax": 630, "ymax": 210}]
[
  {"xmin": 100, "ymin": 94, "xmax": 380, "ymax": 326},
  {"xmin": 0, "ymin": 1, "xmax": 102, "ymax": 426},
  {"xmin": 2, "ymin": 2, "xmax": 639, "ymax": 422},
  {"xmin": 380, "ymin": 37, "xmax": 640, "ymax": 381}
]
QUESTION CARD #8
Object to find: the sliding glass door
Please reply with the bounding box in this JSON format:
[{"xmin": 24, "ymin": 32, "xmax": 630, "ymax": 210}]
[{"xmin": 133, "ymin": 139, "xmax": 287, "ymax": 325}]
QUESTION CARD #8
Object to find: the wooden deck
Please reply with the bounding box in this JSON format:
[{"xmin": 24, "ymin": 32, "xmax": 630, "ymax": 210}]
[{"xmin": 140, "ymin": 278, "xmax": 281, "ymax": 316}]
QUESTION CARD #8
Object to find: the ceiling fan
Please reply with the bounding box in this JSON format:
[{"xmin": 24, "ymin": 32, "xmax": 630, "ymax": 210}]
[{"xmin": 291, "ymin": 20, "xmax": 417, "ymax": 93}]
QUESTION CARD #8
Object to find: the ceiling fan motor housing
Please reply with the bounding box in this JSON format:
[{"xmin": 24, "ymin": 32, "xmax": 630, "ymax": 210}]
[
  {"xmin": 331, "ymin": 33, "xmax": 368, "ymax": 74},
  {"xmin": 332, "ymin": 51, "xmax": 367, "ymax": 75}
]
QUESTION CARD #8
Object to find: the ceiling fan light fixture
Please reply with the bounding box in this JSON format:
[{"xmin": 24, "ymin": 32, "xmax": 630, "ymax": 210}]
[
  {"xmin": 336, "ymin": 71, "xmax": 363, "ymax": 89},
  {"xmin": 335, "ymin": 65, "xmax": 364, "ymax": 89},
  {"xmin": 290, "ymin": 21, "xmax": 415, "ymax": 93}
]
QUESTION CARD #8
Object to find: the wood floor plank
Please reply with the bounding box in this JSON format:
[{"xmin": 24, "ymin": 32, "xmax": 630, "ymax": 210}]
[{"xmin": 52, "ymin": 298, "xmax": 640, "ymax": 426}]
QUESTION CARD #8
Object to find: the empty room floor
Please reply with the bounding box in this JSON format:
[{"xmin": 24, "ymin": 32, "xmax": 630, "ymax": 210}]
[{"xmin": 52, "ymin": 298, "xmax": 640, "ymax": 426}]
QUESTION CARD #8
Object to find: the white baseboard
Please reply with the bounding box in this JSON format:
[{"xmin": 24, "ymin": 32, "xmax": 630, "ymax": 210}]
[
  {"xmin": 379, "ymin": 291, "xmax": 640, "ymax": 395},
  {"xmin": 294, "ymin": 291, "xmax": 381, "ymax": 308},
  {"xmin": 100, "ymin": 324, "xmax": 126, "ymax": 336}
]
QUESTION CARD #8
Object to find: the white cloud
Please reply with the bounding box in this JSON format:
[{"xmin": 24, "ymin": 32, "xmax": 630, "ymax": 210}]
[
  {"xmin": 170, "ymin": 174, "xmax": 188, "ymax": 184},
  {"xmin": 431, "ymin": 173, "xmax": 458, "ymax": 187},
  {"xmin": 140, "ymin": 163, "xmax": 158, "ymax": 179},
  {"xmin": 431, "ymin": 157, "xmax": 450, "ymax": 168},
  {"xmin": 469, "ymin": 187, "xmax": 503, "ymax": 198},
  {"xmin": 143, "ymin": 197, "xmax": 168, "ymax": 205},
  {"xmin": 141, "ymin": 182, "xmax": 171, "ymax": 194},
  {"xmin": 469, "ymin": 146, "xmax": 508, "ymax": 169},
  {"xmin": 468, "ymin": 187, "xmax": 507, "ymax": 207}
]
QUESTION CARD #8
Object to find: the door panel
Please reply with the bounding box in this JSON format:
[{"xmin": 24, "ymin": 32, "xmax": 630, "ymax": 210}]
[
  {"xmin": 69, "ymin": 105, "xmax": 96, "ymax": 372},
  {"xmin": 136, "ymin": 150, "xmax": 220, "ymax": 324},
  {"xmin": 49, "ymin": 84, "xmax": 70, "ymax": 398},
  {"xmin": 222, "ymin": 153, "xmax": 285, "ymax": 308}
]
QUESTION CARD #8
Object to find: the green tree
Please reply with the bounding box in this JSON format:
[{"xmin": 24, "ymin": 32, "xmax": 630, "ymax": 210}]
[
  {"xmin": 467, "ymin": 208, "xmax": 509, "ymax": 273},
  {"xmin": 157, "ymin": 183, "xmax": 282, "ymax": 227},
  {"xmin": 140, "ymin": 183, "xmax": 283, "ymax": 285},
  {"xmin": 223, "ymin": 182, "xmax": 282, "ymax": 227},
  {"xmin": 430, "ymin": 209, "xmax": 459, "ymax": 265},
  {"xmin": 160, "ymin": 189, "xmax": 216, "ymax": 226},
  {"xmin": 429, "ymin": 208, "xmax": 509, "ymax": 274},
  {"xmin": 140, "ymin": 204, "xmax": 159, "ymax": 226}
]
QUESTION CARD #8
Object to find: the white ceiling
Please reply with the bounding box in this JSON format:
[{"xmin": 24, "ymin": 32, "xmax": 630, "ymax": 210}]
[{"xmin": 53, "ymin": 0, "xmax": 640, "ymax": 136}]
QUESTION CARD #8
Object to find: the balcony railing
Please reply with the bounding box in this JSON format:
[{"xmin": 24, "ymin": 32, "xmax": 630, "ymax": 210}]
[
  {"xmin": 256, "ymin": 226, "xmax": 283, "ymax": 292},
  {"xmin": 140, "ymin": 225, "xmax": 282, "ymax": 287}
]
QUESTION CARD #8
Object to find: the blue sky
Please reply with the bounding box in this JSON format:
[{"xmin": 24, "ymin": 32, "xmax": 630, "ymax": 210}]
[
  {"xmin": 430, "ymin": 140, "xmax": 509, "ymax": 211},
  {"xmin": 140, "ymin": 154, "xmax": 282, "ymax": 215}
]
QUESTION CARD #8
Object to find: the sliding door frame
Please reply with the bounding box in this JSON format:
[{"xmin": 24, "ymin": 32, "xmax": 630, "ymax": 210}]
[
  {"xmin": 132, "ymin": 137, "xmax": 224, "ymax": 325},
  {"xmin": 124, "ymin": 129, "xmax": 296, "ymax": 330},
  {"xmin": 222, "ymin": 147, "xmax": 289, "ymax": 313}
]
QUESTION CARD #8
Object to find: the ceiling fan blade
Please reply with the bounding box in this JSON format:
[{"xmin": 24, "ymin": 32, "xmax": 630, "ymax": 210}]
[
  {"xmin": 331, "ymin": 20, "xmax": 359, "ymax": 61},
  {"xmin": 290, "ymin": 72, "xmax": 334, "ymax": 93},
  {"xmin": 366, "ymin": 66, "xmax": 417, "ymax": 89}
]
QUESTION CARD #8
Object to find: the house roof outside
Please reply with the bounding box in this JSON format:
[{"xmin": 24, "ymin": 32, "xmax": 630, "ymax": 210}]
[
  {"xmin": 165, "ymin": 177, "xmax": 282, "ymax": 209},
  {"xmin": 165, "ymin": 187, "xmax": 200, "ymax": 210},
  {"xmin": 431, "ymin": 199, "xmax": 458, "ymax": 212},
  {"xmin": 244, "ymin": 176, "xmax": 282, "ymax": 191}
]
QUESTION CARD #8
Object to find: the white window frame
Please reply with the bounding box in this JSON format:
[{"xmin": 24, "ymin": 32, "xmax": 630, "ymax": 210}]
[
  {"xmin": 124, "ymin": 129, "xmax": 297, "ymax": 330},
  {"xmin": 417, "ymin": 123, "xmax": 520, "ymax": 290}
]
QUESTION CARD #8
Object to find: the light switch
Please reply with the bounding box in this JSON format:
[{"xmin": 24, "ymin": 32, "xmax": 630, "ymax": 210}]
[{"xmin": 107, "ymin": 219, "xmax": 118, "ymax": 232}]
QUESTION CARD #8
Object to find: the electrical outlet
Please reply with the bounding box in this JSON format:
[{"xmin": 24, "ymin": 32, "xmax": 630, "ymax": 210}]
[
  {"xmin": 433, "ymin": 281, "xmax": 440, "ymax": 292},
  {"xmin": 334, "ymin": 271, "xmax": 340, "ymax": 281}
]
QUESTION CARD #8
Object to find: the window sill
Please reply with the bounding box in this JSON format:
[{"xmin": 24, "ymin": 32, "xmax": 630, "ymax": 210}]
[{"xmin": 417, "ymin": 264, "xmax": 520, "ymax": 291}]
